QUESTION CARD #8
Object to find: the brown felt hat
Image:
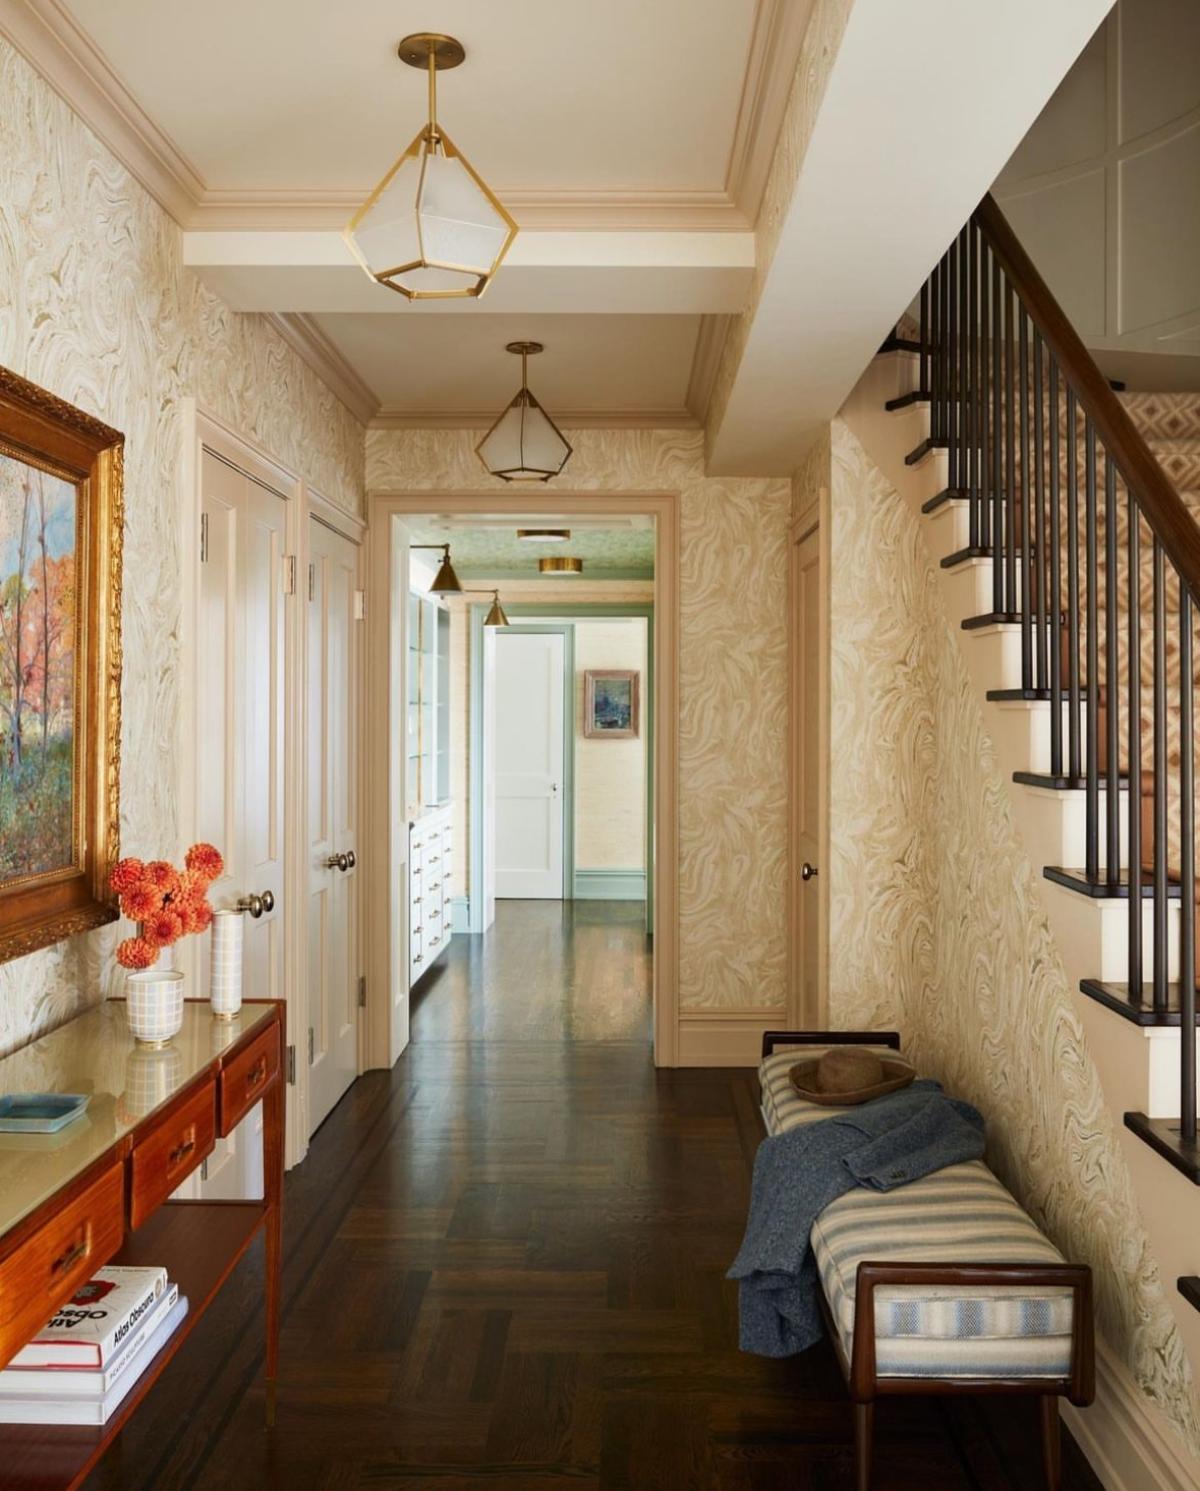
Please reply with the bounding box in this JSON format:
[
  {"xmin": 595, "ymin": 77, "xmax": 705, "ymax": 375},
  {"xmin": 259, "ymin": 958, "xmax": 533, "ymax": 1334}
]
[{"xmin": 788, "ymin": 1047, "xmax": 917, "ymax": 1106}]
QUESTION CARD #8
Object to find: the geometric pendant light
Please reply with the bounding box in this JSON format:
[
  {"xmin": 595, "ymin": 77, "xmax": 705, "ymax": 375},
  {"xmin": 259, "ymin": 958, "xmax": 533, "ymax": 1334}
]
[
  {"xmin": 344, "ymin": 33, "xmax": 518, "ymax": 301},
  {"xmin": 476, "ymin": 342, "xmax": 573, "ymax": 483}
]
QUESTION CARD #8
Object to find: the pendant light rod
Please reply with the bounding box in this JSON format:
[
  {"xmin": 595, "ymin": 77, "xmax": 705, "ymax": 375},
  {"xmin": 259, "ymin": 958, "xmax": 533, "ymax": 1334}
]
[
  {"xmin": 427, "ymin": 40, "xmax": 437, "ymax": 140},
  {"xmin": 506, "ymin": 340, "xmax": 544, "ymax": 396}
]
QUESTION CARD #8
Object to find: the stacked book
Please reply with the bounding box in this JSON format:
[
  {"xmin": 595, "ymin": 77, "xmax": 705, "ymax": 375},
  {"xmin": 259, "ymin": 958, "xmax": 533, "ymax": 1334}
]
[{"xmin": 0, "ymin": 1265, "xmax": 188, "ymax": 1425}]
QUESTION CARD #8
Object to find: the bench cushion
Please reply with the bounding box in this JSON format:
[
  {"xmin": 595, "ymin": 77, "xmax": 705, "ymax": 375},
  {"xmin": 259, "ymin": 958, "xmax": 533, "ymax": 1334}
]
[{"xmin": 759, "ymin": 1047, "xmax": 1074, "ymax": 1379}]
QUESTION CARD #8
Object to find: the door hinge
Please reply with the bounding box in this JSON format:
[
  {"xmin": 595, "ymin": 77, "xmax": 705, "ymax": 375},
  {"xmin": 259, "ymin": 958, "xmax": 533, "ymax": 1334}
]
[
  {"xmin": 354, "ymin": 588, "xmax": 367, "ymax": 621},
  {"xmin": 308, "ymin": 562, "xmax": 316, "ymax": 602},
  {"xmin": 357, "ymin": 974, "xmax": 367, "ymax": 1009},
  {"xmin": 308, "ymin": 1027, "xmax": 315, "ymax": 1066},
  {"xmin": 199, "ymin": 512, "xmax": 209, "ymax": 564},
  {"xmin": 286, "ymin": 1044, "xmax": 296, "ymax": 1085},
  {"xmin": 283, "ymin": 555, "xmax": 296, "ymax": 595}
]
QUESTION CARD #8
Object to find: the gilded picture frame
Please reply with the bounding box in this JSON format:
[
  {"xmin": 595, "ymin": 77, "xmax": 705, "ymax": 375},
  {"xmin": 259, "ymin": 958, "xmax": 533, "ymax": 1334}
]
[
  {"xmin": 0, "ymin": 365, "xmax": 123, "ymax": 962},
  {"xmin": 583, "ymin": 669, "xmax": 639, "ymax": 740}
]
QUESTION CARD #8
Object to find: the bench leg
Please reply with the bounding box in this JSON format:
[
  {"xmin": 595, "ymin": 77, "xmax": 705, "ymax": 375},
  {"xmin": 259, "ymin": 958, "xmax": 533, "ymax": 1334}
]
[
  {"xmin": 854, "ymin": 1402, "xmax": 875, "ymax": 1491},
  {"xmin": 1040, "ymin": 1396, "xmax": 1062, "ymax": 1491}
]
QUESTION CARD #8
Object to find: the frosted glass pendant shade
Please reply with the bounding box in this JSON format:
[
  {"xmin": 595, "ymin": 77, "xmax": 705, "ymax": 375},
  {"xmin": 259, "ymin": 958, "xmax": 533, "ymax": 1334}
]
[
  {"xmin": 477, "ymin": 390, "xmax": 572, "ymax": 483},
  {"xmin": 345, "ymin": 127, "xmax": 517, "ymax": 301}
]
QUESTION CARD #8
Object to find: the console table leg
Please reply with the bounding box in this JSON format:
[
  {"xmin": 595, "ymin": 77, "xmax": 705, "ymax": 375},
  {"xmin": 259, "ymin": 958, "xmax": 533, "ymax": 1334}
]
[{"xmin": 263, "ymin": 1023, "xmax": 285, "ymax": 1429}]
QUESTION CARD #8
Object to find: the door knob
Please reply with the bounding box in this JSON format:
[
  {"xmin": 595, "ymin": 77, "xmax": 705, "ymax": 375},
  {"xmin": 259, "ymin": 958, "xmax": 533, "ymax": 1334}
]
[
  {"xmin": 325, "ymin": 852, "xmax": 349, "ymax": 871},
  {"xmin": 801, "ymin": 862, "xmax": 818, "ymax": 882},
  {"xmin": 237, "ymin": 889, "xmax": 275, "ymax": 918},
  {"xmin": 345, "ymin": 850, "xmax": 356, "ymax": 870}
]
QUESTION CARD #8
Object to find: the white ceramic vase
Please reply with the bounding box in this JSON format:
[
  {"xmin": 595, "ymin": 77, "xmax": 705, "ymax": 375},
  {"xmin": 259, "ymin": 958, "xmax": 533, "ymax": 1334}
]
[
  {"xmin": 125, "ymin": 968, "xmax": 185, "ymax": 1046},
  {"xmin": 209, "ymin": 909, "xmax": 244, "ymax": 1019}
]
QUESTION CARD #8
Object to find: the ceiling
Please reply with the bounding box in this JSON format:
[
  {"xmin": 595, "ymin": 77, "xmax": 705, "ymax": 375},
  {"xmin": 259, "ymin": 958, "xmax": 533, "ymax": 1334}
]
[{"xmin": 409, "ymin": 520, "xmax": 655, "ymax": 577}]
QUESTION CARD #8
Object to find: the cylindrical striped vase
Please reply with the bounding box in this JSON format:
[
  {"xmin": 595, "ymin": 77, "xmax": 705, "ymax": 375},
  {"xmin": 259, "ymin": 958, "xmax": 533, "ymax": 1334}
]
[{"xmin": 210, "ymin": 909, "xmax": 244, "ymax": 1019}]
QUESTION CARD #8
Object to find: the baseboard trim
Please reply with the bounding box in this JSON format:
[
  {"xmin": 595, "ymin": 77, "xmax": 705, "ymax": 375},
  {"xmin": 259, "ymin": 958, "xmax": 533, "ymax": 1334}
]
[
  {"xmin": 450, "ymin": 896, "xmax": 470, "ymax": 935},
  {"xmin": 573, "ymin": 868, "xmax": 646, "ymax": 900},
  {"xmin": 676, "ymin": 1009, "xmax": 786, "ymax": 1067},
  {"xmin": 1064, "ymin": 1336, "xmax": 1199, "ymax": 1491}
]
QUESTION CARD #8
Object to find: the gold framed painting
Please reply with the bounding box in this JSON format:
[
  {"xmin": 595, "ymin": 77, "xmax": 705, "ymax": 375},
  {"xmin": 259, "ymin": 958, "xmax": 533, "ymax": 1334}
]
[
  {"xmin": 0, "ymin": 366, "xmax": 123, "ymax": 961},
  {"xmin": 583, "ymin": 669, "xmax": 640, "ymax": 740}
]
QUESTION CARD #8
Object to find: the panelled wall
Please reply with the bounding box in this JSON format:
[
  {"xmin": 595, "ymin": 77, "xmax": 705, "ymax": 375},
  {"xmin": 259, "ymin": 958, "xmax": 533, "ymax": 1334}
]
[
  {"xmin": 816, "ymin": 416, "xmax": 1200, "ymax": 1461},
  {"xmin": 0, "ymin": 37, "xmax": 364, "ymax": 1058},
  {"xmin": 368, "ymin": 429, "xmax": 792, "ymax": 1044}
]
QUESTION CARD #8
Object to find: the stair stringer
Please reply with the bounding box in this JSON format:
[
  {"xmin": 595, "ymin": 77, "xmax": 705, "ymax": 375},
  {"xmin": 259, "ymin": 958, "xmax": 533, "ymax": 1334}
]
[{"xmin": 839, "ymin": 350, "xmax": 1200, "ymax": 1489}]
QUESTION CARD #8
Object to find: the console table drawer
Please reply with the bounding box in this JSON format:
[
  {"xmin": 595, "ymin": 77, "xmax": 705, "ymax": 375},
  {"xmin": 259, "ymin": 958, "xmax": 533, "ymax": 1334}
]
[
  {"xmin": 130, "ymin": 1081, "xmax": 216, "ymax": 1228},
  {"xmin": 0, "ymin": 1161, "xmax": 125, "ymax": 1369},
  {"xmin": 220, "ymin": 1025, "xmax": 279, "ymax": 1136}
]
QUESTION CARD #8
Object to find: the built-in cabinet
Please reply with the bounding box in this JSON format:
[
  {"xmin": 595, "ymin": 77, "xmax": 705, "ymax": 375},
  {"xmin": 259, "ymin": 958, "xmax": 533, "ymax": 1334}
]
[
  {"xmin": 407, "ymin": 592, "xmax": 451, "ymax": 813},
  {"xmin": 409, "ymin": 806, "xmax": 454, "ymax": 986}
]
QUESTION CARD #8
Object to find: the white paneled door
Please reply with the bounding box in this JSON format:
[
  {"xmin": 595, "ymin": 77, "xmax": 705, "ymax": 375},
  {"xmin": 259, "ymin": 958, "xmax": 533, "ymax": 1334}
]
[
  {"xmin": 192, "ymin": 448, "xmax": 288, "ymax": 1197},
  {"xmin": 306, "ymin": 517, "xmax": 360, "ymax": 1134},
  {"xmin": 494, "ymin": 632, "xmax": 565, "ymax": 899}
]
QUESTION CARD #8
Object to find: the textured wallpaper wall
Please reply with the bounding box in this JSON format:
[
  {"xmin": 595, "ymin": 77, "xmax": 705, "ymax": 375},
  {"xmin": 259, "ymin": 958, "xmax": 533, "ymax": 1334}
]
[
  {"xmin": 825, "ymin": 417, "xmax": 1199, "ymax": 1453},
  {"xmin": 574, "ymin": 620, "xmax": 647, "ymax": 873},
  {"xmin": 0, "ymin": 38, "xmax": 365, "ymax": 1057},
  {"xmin": 367, "ymin": 429, "xmax": 791, "ymax": 1011}
]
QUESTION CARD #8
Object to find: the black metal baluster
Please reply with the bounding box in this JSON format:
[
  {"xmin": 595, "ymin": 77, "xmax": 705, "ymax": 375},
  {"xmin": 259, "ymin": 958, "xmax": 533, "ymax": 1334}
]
[
  {"xmin": 992, "ymin": 255, "xmax": 1004, "ymax": 613},
  {"xmin": 941, "ymin": 250, "xmax": 951, "ymax": 448},
  {"xmin": 1034, "ymin": 334, "xmax": 1048, "ymax": 690},
  {"xmin": 1006, "ymin": 283, "xmax": 1017, "ymax": 617},
  {"xmin": 1019, "ymin": 309, "xmax": 1032, "ymax": 687},
  {"xmin": 1180, "ymin": 586, "xmax": 1196, "ymax": 1140},
  {"xmin": 919, "ymin": 280, "xmax": 930, "ymax": 398},
  {"xmin": 963, "ymin": 226, "xmax": 975, "ymax": 546},
  {"xmin": 1067, "ymin": 388, "xmax": 1082, "ymax": 783},
  {"xmin": 1106, "ymin": 457, "xmax": 1120, "ymax": 892},
  {"xmin": 1049, "ymin": 359, "xmax": 1063, "ymax": 777},
  {"xmin": 949, "ymin": 239, "xmax": 959, "ymax": 495},
  {"xmin": 930, "ymin": 262, "xmax": 940, "ymax": 439},
  {"xmin": 1152, "ymin": 541, "xmax": 1168, "ymax": 1010},
  {"xmin": 1085, "ymin": 419, "xmax": 1099, "ymax": 881},
  {"xmin": 980, "ymin": 234, "xmax": 991, "ymax": 551},
  {"xmin": 1128, "ymin": 494, "xmax": 1143, "ymax": 992}
]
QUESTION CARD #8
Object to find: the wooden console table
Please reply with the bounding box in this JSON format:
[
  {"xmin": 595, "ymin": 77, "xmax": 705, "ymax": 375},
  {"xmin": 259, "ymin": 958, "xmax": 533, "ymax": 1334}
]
[{"xmin": 0, "ymin": 998, "xmax": 284, "ymax": 1490}]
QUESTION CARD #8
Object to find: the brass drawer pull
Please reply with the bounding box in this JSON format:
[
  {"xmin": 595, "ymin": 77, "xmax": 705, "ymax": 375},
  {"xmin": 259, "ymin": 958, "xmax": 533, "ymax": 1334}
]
[
  {"xmin": 429, "ymin": 908, "xmax": 441, "ymax": 919},
  {"xmin": 427, "ymin": 880, "xmax": 440, "ymax": 894},
  {"xmin": 168, "ymin": 1134, "xmax": 196, "ymax": 1169},
  {"xmin": 245, "ymin": 1057, "xmax": 268, "ymax": 1093},
  {"xmin": 51, "ymin": 1237, "xmax": 88, "ymax": 1277}
]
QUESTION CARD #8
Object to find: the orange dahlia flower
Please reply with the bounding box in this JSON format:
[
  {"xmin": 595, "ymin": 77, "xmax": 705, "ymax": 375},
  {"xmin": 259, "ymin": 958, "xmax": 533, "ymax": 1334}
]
[
  {"xmin": 185, "ymin": 842, "xmax": 224, "ymax": 884},
  {"xmin": 144, "ymin": 860, "xmax": 181, "ymax": 896},
  {"xmin": 116, "ymin": 936, "xmax": 159, "ymax": 970},
  {"xmin": 145, "ymin": 908, "xmax": 184, "ymax": 947},
  {"xmin": 120, "ymin": 883, "xmax": 161, "ymax": 922},
  {"xmin": 109, "ymin": 858, "xmax": 147, "ymax": 896}
]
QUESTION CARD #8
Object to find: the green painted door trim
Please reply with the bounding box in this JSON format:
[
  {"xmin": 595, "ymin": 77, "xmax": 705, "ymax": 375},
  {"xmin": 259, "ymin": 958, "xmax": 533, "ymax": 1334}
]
[{"xmin": 467, "ymin": 602, "xmax": 654, "ymax": 934}]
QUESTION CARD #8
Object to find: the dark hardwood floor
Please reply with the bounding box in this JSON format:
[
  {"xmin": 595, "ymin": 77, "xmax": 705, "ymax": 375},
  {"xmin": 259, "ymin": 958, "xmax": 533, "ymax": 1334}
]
[{"xmin": 86, "ymin": 901, "xmax": 1102, "ymax": 1490}]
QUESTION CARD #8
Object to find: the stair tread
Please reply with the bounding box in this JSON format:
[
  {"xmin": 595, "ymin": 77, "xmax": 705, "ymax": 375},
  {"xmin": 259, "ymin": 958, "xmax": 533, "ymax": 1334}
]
[
  {"xmin": 885, "ymin": 390, "xmax": 930, "ymax": 412},
  {"xmin": 905, "ymin": 437, "xmax": 947, "ymax": 465},
  {"xmin": 1014, "ymin": 770, "xmax": 1130, "ymax": 791},
  {"xmin": 987, "ymin": 687, "xmax": 1097, "ymax": 702},
  {"xmin": 1044, "ymin": 865, "xmax": 1182, "ymax": 899},
  {"xmin": 1080, "ymin": 978, "xmax": 1200, "ymax": 1026},
  {"xmin": 920, "ymin": 488, "xmax": 964, "ymax": 514},
  {"xmin": 1180, "ymin": 1278, "xmax": 1200, "ymax": 1312},
  {"xmin": 1124, "ymin": 1113, "xmax": 1200, "ymax": 1184}
]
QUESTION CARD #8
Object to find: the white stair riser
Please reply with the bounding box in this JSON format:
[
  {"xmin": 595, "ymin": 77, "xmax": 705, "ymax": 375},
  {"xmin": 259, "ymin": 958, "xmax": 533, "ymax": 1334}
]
[
  {"xmin": 1043, "ymin": 879, "xmax": 1180, "ymax": 983},
  {"xmin": 991, "ymin": 699, "xmax": 1086, "ymax": 775},
  {"xmin": 1148, "ymin": 1030, "xmax": 1200, "ymax": 1118},
  {"xmin": 1016, "ymin": 786, "xmax": 1130, "ymax": 873},
  {"xmin": 925, "ymin": 498, "xmax": 972, "ymax": 558}
]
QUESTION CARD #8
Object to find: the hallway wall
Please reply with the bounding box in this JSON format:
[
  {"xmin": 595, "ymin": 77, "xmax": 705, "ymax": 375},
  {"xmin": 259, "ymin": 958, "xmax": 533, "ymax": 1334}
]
[
  {"xmin": 0, "ymin": 37, "xmax": 365, "ymax": 1056},
  {"xmin": 574, "ymin": 619, "xmax": 647, "ymax": 881},
  {"xmin": 818, "ymin": 414, "xmax": 1200, "ymax": 1459},
  {"xmin": 368, "ymin": 430, "xmax": 791, "ymax": 1027}
]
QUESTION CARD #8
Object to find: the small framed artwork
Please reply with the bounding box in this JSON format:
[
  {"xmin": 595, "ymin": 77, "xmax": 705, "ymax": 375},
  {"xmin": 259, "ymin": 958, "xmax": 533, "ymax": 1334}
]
[
  {"xmin": 0, "ymin": 365, "xmax": 124, "ymax": 962},
  {"xmin": 583, "ymin": 669, "xmax": 639, "ymax": 739}
]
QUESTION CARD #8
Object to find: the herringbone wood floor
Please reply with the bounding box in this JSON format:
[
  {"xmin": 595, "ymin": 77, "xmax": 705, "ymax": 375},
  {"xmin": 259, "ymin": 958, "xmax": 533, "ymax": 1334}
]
[{"xmin": 85, "ymin": 902, "xmax": 1102, "ymax": 1490}]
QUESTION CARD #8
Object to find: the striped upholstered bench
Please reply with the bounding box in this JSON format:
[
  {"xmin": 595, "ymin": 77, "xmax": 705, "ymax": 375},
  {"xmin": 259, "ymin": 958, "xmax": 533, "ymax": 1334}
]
[{"xmin": 758, "ymin": 1031, "xmax": 1094, "ymax": 1491}]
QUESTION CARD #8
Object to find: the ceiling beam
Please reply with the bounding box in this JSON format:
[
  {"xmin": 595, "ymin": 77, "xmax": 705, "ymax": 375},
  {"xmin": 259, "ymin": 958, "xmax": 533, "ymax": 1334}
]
[
  {"xmin": 705, "ymin": 0, "xmax": 1115, "ymax": 476},
  {"xmin": 183, "ymin": 230, "xmax": 755, "ymax": 316}
]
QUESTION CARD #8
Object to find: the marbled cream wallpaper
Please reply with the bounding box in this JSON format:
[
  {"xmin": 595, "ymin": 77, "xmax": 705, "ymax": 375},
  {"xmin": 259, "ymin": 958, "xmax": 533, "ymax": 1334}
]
[
  {"xmin": 825, "ymin": 417, "xmax": 1200, "ymax": 1453},
  {"xmin": 368, "ymin": 428, "xmax": 792, "ymax": 1012},
  {"xmin": 0, "ymin": 38, "xmax": 365, "ymax": 1057}
]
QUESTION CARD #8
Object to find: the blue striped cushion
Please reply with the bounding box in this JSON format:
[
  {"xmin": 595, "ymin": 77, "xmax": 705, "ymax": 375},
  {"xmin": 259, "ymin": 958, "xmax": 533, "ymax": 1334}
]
[{"xmin": 759, "ymin": 1048, "xmax": 1075, "ymax": 1379}]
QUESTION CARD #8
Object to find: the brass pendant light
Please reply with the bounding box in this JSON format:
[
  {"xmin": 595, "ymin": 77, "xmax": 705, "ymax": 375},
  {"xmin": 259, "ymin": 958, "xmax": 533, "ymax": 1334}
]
[
  {"xmin": 411, "ymin": 543, "xmax": 463, "ymax": 595},
  {"xmin": 344, "ymin": 33, "xmax": 517, "ymax": 300},
  {"xmin": 477, "ymin": 342, "xmax": 573, "ymax": 483},
  {"xmin": 464, "ymin": 588, "xmax": 510, "ymax": 627}
]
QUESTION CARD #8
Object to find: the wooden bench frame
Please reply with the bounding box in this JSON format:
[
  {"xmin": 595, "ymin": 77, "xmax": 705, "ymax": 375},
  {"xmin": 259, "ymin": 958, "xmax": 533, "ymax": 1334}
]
[{"xmin": 758, "ymin": 1031, "xmax": 1095, "ymax": 1491}]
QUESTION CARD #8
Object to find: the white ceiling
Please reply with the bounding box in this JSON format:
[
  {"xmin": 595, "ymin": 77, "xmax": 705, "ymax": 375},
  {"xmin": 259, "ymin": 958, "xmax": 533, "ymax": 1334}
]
[
  {"xmin": 314, "ymin": 313, "xmax": 701, "ymax": 416},
  {"xmin": 60, "ymin": 0, "xmax": 760, "ymax": 194}
]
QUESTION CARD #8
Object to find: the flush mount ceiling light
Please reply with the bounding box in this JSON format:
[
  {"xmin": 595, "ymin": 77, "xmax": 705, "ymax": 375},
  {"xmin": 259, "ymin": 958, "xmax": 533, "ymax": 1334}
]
[
  {"xmin": 465, "ymin": 589, "xmax": 510, "ymax": 627},
  {"xmin": 516, "ymin": 529, "xmax": 571, "ymax": 542},
  {"xmin": 477, "ymin": 342, "xmax": 573, "ymax": 483},
  {"xmin": 344, "ymin": 32, "xmax": 517, "ymax": 301},
  {"xmin": 538, "ymin": 556, "xmax": 583, "ymax": 576},
  {"xmin": 410, "ymin": 543, "xmax": 462, "ymax": 594}
]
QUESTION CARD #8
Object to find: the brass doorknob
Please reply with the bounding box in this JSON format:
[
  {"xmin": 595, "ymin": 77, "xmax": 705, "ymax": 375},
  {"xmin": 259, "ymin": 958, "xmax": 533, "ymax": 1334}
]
[
  {"xmin": 325, "ymin": 852, "xmax": 349, "ymax": 871},
  {"xmin": 345, "ymin": 850, "xmax": 356, "ymax": 870},
  {"xmin": 801, "ymin": 862, "xmax": 818, "ymax": 882},
  {"xmin": 236, "ymin": 890, "xmax": 274, "ymax": 918}
]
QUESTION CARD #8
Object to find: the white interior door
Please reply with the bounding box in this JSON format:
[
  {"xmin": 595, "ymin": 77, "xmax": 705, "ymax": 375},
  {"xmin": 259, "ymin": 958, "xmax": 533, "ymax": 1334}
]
[
  {"xmin": 307, "ymin": 517, "xmax": 360, "ymax": 1134},
  {"xmin": 481, "ymin": 624, "xmax": 497, "ymax": 930},
  {"xmin": 494, "ymin": 632, "xmax": 565, "ymax": 899},
  {"xmin": 189, "ymin": 449, "xmax": 288, "ymax": 1198}
]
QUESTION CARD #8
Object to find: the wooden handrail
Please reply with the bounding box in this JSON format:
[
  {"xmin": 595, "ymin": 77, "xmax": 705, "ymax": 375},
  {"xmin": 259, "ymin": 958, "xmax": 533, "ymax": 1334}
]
[{"xmin": 975, "ymin": 193, "xmax": 1200, "ymax": 603}]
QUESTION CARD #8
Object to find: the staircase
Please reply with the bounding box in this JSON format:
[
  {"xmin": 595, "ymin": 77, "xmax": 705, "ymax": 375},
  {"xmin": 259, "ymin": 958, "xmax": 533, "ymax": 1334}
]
[{"xmin": 848, "ymin": 195, "xmax": 1200, "ymax": 1476}]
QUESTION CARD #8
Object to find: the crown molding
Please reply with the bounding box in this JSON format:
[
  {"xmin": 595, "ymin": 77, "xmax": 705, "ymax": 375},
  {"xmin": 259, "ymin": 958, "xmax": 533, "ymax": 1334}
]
[
  {"xmin": 267, "ymin": 314, "xmax": 379, "ymax": 425},
  {"xmin": 724, "ymin": 0, "xmax": 815, "ymax": 220},
  {"xmin": 686, "ymin": 314, "xmax": 732, "ymax": 425},
  {"xmin": 369, "ymin": 408, "xmax": 700, "ymax": 432}
]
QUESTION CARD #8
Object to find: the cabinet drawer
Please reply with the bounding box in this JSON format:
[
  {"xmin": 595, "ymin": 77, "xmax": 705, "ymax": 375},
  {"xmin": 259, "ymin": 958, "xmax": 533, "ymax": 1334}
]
[
  {"xmin": 220, "ymin": 1026, "xmax": 280, "ymax": 1137},
  {"xmin": 130, "ymin": 1081, "xmax": 216, "ymax": 1228},
  {"xmin": 0, "ymin": 1162, "xmax": 125, "ymax": 1369}
]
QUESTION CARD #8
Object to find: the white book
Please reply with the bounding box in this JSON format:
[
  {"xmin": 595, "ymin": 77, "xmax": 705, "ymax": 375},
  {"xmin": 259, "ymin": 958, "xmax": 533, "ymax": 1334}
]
[
  {"xmin": 0, "ymin": 1285, "xmax": 180, "ymax": 1399},
  {"xmin": 0, "ymin": 1296, "xmax": 189, "ymax": 1425},
  {"xmin": 10, "ymin": 1265, "xmax": 169, "ymax": 1368}
]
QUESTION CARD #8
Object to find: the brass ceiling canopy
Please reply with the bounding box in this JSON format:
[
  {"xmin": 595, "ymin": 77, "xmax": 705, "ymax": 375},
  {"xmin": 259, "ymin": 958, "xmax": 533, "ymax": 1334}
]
[
  {"xmin": 538, "ymin": 556, "xmax": 583, "ymax": 576},
  {"xmin": 344, "ymin": 33, "xmax": 517, "ymax": 300},
  {"xmin": 477, "ymin": 343, "xmax": 573, "ymax": 484},
  {"xmin": 517, "ymin": 528, "xmax": 571, "ymax": 542}
]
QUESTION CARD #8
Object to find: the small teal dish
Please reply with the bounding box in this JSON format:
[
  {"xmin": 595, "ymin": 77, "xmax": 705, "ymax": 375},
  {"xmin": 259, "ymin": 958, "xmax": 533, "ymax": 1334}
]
[{"xmin": 0, "ymin": 1093, "xmax": 90, "ymax": 1133}]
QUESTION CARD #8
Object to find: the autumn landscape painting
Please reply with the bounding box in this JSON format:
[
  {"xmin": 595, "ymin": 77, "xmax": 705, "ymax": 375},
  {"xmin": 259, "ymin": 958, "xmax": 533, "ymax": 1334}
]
[{"xmin": 0, "ymin": 451, "xmax": 77, "ymax": 883}]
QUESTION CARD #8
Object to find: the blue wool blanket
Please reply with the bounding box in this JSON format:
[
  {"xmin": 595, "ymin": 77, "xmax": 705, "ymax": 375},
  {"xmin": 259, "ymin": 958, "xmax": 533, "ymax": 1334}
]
[{"xmin": 728, "ymin": 1080, "xmax": 985, "ymax": 1357}]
